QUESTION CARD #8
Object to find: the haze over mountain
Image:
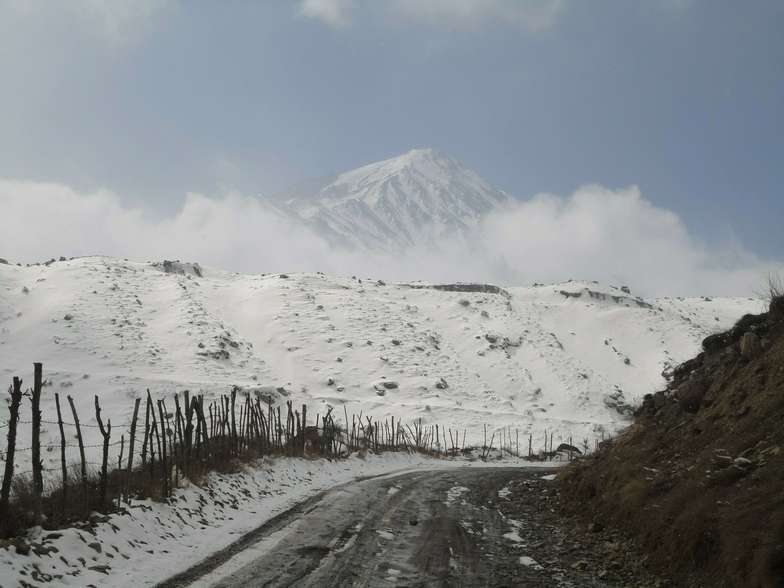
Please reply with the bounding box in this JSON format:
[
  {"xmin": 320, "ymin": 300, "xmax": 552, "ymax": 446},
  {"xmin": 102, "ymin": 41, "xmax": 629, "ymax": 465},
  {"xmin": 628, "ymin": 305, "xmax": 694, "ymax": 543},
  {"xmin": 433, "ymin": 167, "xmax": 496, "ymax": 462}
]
[{"xmin": 272, "ymin": 148, "xmax": 511, "ymax": 250}]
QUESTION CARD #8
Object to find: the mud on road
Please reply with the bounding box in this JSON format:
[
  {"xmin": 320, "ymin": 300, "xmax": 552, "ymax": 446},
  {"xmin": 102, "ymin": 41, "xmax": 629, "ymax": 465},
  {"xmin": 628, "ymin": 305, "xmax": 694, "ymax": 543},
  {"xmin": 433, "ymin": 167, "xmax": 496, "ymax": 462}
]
[{"xmin": 160, "ymin": 467, "xmax": 664, "ymax": 587}]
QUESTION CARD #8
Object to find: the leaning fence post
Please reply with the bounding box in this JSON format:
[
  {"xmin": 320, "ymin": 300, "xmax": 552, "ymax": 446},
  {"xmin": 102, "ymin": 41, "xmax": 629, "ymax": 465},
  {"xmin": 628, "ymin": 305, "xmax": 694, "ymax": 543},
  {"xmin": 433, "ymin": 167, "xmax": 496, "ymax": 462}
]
[
  {"xmin": 155, "ymin": 400, "xmax": 169, "ymax": 497},
  {"xmin": 0, "ymin": 377, "xmax": 24, "ymax": 530},
  {"xmin": 67, "ymin": 395, "xmax": 88, "ymax": 515},
  {"xmin": 157, "ymin": 399, "xmax": 169, "ymax": 497},
  {"xmin": 54, "ymin": 393, "xmax": 68, "ymax": 517}
]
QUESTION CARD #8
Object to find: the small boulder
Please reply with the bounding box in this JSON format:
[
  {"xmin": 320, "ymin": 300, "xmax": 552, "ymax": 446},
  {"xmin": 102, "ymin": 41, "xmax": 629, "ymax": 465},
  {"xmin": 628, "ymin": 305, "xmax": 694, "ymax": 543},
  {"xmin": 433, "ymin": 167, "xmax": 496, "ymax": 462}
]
[
  {"xmin": 677, "ymin": 378, "xmax": 708, "ymax": 413},
  {"xmin": 373, "ymin": 380, "xmax": 399, "ymax": 395},
  {"xmin": 739, "ymin": 331, "xmax": 761, "ymax": 358},
  {"xmin": 14, "ymin": 539, "xmax": 30, "ymax": 556}
]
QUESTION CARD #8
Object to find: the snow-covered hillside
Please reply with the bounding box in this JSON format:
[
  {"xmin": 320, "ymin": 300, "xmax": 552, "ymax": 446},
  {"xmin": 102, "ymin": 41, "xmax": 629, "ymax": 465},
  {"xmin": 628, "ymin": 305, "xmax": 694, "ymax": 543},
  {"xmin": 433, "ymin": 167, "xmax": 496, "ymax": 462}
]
[
  {"xmin": 278, "ymin": 148, "xmax": 510, "ymax": 249},
  {"xmin": 0, "ymin": 256, "xmax": 760, "ymax": 470}
]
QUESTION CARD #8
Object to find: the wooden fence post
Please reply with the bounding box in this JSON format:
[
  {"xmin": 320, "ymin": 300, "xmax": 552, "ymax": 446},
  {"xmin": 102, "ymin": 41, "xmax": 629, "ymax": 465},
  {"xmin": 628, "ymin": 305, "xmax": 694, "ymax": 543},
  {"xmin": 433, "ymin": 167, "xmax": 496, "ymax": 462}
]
[
  {"xmin": 152, "ymin": 410, "xmax": 162, "ymax": 492},
  {"xmin": 54, "ymin": 393, "xmax": 68, "ymax": 517},
  {"xmin": 117, "ymin": 435, "xmax": 124, "ymax": 508},
  {"xmin": 95, "ymin": 395, "xmax": 111, "ymax": 511},
  {"xmin": 31, "ymin": 362, "xmax": 43, "ymax": 524},
  {"xmin": 157, "ymin": 400, "xmax": 168, "ymax": 497},
  {"xmin": 0, "ymin": 377, "xmax": 24, "ymax": 529},
  {"xmin": 67, "ymin": 395, "xmax": 88, "ymax": 516},
  {"xmin": 126, "ymin": 397, "xmax": 141, "ymax": 501},
  {"xmin": 230, "ymin": 387, "xmax": 237, "ymax": 455},
  {"xmin": 141, "ymin": 391, "xmax": 152, "ymax": 468}
]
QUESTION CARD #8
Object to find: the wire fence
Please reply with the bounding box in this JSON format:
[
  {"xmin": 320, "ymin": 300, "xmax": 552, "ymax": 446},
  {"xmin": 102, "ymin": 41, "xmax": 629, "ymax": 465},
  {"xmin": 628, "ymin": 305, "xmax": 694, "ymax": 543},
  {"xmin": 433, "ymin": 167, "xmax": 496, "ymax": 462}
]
[{"xmin": 2, "ymin": 362, "xmax": 598, "ymax": 539}]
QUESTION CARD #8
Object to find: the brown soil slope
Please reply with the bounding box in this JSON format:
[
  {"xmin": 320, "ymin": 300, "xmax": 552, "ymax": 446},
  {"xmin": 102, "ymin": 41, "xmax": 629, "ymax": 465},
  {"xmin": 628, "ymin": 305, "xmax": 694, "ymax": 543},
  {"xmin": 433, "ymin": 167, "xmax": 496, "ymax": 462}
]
[{"xmin": 559, "ymin": 300, "xmax": 784, "ymax": 587}]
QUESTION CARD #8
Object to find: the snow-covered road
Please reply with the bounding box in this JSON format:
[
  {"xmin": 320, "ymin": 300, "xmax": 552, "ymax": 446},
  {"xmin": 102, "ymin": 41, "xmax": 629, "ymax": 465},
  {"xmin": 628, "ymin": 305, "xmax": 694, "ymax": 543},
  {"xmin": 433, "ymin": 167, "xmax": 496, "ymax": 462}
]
[{"xmin": 161, "ymin": 467, "xmax": 651, "ymax": 588}]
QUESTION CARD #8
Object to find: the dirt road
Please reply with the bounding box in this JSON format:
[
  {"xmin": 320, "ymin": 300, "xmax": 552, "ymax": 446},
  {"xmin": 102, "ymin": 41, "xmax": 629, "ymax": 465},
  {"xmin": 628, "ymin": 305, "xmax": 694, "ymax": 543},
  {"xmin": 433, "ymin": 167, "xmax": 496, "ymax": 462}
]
[{"xmin": 160, "ymin": 467, "xmax": 659, "ymax": 587}]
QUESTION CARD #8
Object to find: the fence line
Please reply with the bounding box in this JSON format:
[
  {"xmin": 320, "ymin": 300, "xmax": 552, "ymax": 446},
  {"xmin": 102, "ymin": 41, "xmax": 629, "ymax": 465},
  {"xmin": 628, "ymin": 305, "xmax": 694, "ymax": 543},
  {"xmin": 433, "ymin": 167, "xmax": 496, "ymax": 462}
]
[{"xmin": 1, "ymin": 362, "xmax": 599, "ymax": 537}]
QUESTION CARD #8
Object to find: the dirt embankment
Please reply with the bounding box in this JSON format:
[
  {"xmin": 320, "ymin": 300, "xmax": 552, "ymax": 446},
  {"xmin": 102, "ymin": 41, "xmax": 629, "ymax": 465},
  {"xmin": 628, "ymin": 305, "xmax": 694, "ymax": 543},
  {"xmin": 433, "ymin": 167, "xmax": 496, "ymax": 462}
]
[{"xmin": 559, "ymin": 298, "xmax": 784, "ymax": 587}]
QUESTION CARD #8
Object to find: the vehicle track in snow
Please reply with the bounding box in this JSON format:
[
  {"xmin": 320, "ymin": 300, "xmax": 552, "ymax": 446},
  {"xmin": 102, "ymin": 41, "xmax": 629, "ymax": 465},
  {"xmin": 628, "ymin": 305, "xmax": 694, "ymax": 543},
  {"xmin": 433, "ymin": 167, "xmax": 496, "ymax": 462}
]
[{"xmin": 160, "ymin": 467, "xmax": 661, "ymax": 588}]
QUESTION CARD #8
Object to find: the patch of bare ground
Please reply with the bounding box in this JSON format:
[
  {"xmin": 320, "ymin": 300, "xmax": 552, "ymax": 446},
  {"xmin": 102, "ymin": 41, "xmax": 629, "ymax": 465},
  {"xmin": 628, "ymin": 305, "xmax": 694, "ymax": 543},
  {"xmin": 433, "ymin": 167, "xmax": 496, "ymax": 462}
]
[{"xmin": 558, "ymin": 296, "xmax": 784, "ymax": 587}]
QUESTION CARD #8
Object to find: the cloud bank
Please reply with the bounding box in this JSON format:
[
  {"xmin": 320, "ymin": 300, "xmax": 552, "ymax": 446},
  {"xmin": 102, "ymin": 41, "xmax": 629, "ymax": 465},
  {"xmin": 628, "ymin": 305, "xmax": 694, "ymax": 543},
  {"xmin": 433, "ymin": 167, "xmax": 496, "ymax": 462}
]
[{"xmin": 0, "ymin": 179, "xmax": 778, "ymax": 297}]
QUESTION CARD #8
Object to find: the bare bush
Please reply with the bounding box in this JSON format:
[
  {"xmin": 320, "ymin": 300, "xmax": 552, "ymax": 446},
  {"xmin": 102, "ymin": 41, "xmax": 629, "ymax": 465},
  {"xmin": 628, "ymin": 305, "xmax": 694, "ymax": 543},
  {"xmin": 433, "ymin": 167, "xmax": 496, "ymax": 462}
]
[{"xmin": 768, "ymin": 273, "xmax": 784, "ymax": 317}]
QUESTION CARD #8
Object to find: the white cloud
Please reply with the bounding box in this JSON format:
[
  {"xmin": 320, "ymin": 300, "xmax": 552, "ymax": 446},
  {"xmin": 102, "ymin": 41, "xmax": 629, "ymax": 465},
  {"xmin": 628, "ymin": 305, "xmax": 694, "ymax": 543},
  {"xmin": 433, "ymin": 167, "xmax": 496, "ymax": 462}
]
[
  {"xmin": 472, "ymin": 185, "xmax": 774, "ymax": 296},
  {"xmin": 0, "ymin": 181, "xmax": 331, "ymax": 273},
  {"xmin": 0, "ymin": 179, "xmax": 779, "ymax": 297},
  {"xmin": 299, "ymin": 0, "xmax": 355, "ymax": 28},
  {"xmin": 298, "ymin": 0, "xmax": 564, "ymax": 31}
]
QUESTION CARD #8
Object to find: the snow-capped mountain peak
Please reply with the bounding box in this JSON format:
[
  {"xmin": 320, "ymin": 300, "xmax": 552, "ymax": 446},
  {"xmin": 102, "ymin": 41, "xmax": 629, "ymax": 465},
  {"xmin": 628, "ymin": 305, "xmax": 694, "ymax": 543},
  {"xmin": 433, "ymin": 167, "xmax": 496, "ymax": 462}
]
[{"xmin": 282, "ymin": 149, "xmax": 511, "ymax": 250}]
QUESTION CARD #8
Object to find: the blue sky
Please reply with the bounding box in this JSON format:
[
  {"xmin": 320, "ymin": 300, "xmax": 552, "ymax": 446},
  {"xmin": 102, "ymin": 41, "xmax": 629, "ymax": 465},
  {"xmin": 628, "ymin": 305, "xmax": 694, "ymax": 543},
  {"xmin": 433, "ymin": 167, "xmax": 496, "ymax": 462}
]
[{"xmin": 0, "ymin": 0, "xmax": 782, "ymax": 290}]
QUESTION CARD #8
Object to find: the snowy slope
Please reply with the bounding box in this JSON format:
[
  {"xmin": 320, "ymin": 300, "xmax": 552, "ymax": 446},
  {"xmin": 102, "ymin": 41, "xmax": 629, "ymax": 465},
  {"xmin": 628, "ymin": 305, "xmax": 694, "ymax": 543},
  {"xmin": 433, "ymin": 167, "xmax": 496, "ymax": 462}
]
[
  {"xmin": 280, "ymin": 148, "xmax": 511, "ymax": 249},
  {"xmin": 0, "ymin": 257, "xmax": 761, "ymax": 471}
]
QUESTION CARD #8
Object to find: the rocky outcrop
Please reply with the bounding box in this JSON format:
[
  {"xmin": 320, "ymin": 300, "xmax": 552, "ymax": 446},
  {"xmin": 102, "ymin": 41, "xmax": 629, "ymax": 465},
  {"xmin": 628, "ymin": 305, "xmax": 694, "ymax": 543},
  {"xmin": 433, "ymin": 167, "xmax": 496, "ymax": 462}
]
[
  {"xmin": 559, "ymin": 304, "xmax": 784, "ymax": 587},
  {"xmin": 406, "ymin": 283, "xmax": 511, "ymax": 298},
  {"xmin": 152, "ymin": 260, "xmax": 203, "ymax": 278}
]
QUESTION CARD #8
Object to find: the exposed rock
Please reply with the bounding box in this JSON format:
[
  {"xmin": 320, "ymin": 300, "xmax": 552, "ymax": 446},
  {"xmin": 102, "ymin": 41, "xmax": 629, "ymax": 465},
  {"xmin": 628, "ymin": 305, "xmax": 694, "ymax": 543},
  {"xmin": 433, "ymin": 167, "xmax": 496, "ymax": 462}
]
[
  {"xmin": 406, "ymin": 283, "xmax": 511, "ymax": 298},
  {"xmin": 702, "ymin": 313, "xmax": 766, "ymax": 353},
  {"xmin": 152, "ymin": 260, "xmax": 203, "ymax": 278},
  {"xmin": 739, "ymin": 331, "xmax": 761, "ymax": 358},
  {"xmin": 373, "ymin": 380, "xmax": 399, "ymax": 395},
  {"xmin": 560, "ymin": 304, "xmax": 784, "ymax": 587},
  {"xmin": 603, "ymin": 389, "xmax": 634, "ymax": 416},
  {"xmin": 676, "ymin": 377, "xmax": 707, "ymax": 413},
  {"xmin": 248, "ymin": 386, "xmax": 289, "ymax": 404},
  {"xmin": 555, "ymin": 443, "xmax": 582, "ymax": 455},
  {"xmin": 88, "ymin": 565, "xmax": 111, "ymax": 574}
]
